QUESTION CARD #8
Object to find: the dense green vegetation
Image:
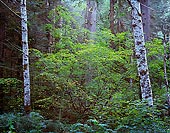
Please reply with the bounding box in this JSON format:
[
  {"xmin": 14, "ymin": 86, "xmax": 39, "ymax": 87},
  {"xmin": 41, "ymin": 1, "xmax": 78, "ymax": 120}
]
[{"xmin": 0, "ymin": 0, "xmax": 170, "ymax": 132}]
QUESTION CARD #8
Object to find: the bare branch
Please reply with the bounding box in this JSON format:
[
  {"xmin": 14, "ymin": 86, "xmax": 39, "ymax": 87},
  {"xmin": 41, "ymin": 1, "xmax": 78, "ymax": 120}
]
[{"xmin": 0, "ymin": 0, "xmax": 21, "ymax": 19}]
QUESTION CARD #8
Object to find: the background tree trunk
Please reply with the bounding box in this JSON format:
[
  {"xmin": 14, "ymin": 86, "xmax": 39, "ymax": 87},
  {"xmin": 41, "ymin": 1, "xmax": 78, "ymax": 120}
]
[
  {"xmin": 84, "ymin": 0, "xmax": 97, "ymax": 85},
  {"xmin": 140, "ymin": 0, "xmax": 151, "ymax": 41},
  {"xmin": 162, "ymin": 31, "xmax": 170, "ymax": 106},
  {"xmin": 0, "ymin": 13, "xmax": 6, "ymax": 78},
  {"xmin": 117, "ymin": 0, "xmax": 125, "ymax": 33},
  {"xmin": 163, "ymin": 34, "xmax": 169, "ymax": 93},
  {"xmin": 131, "ymin": 0, "xmax": 153, "ymax": 106},
  {"xmin": 110, "ymin": 0, "xmax": 115, "ymax": 34},
  {"xmin": 109, "ymin": 0, "xmax": 116, "ymax": 49},
  {"xmin": 21, "ymin": 0, "xmax": 31, "ymax": 114},
  {"xmin": 0, "ymin": 13, "xmax": 5, "ymax": 112},
  {"xmin": 85, "ymin": 0, "xmax": 97, "ymax": 32}
]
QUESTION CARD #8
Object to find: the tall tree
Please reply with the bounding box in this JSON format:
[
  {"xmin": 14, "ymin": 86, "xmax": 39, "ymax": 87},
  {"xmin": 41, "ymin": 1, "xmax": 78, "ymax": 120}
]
[
  {"xmin": 84, "ymin": 0, "xmax": 97, "ymax": 85},
  {"xmin": 21, "ymin": 0, "xmax": 31, "ymax": 113},
  {"xmin": 46, "ymin": 0, "xmax": 62, "ymax": 53},
  {"xmin": 140, "ymin": 0, "xmax": 151, "ymax": 41},
  {"xmin": 131, "ymin": 0, "xmax": 153, "ymax": 106},
  {"xmin": 110, "ymin": 0, "xmax": 116, "ymax": 34},
  {"xmin": 109, "ymin": 0, "xmax": 116, "ymax": 49},
  {"xmin": 151, "ymin": 0, "xmax": 170, "ymax": 39},
  {"xmin": 116, "ymin": 0, "xmax": 126, "ymax": 33},
  {"xmin": 162, "ymin": 25, "xmax": 170, "ymax": 106},
  {"xmin": 0, "ymin": 13, "xmax": 5, "ymax": 78},
  {"xmin": 85, "ymin": 0, "xmax": 97, "ymax": 32}
]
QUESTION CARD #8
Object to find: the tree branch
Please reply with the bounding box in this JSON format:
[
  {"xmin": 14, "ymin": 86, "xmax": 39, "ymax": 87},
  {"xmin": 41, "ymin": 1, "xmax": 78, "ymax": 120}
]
[{"xmin": 0, "ymin": 0, "xmax": 21, "ymax": 19}]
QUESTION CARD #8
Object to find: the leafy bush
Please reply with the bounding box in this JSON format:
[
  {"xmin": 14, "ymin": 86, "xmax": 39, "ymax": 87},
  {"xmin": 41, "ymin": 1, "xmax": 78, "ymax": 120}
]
[
  {"xmin": 30, "ymin": 43, "xmax": 135, "ymax": 122},
  {"xmin": 115, "ymin": 100, "xmax": 169, "ymax": 132},
  {"xmin": 43, "ymin": 120, "xmax": 69, "ymax": 133},
  {"xmin": 0, "ymin": 78, "xmax": 23, "ymax": 112},
  {"xmin": 0, "ymin": 112, "xmax": 45, "ymax": 133},
  {"xmin": 70, "ymin": 119, "xmax": 115, "ymax": 133},
  {"xmin": 91, "ymin": 97, "xmax": 170, "ymax": 132}
]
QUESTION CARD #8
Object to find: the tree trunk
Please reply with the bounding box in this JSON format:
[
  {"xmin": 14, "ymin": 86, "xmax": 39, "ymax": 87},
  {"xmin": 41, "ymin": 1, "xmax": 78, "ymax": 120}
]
[
  {"xmin": 140, "ymin": 0, "xmax": 150, "ymax": 41},
  {"xmin": 46, "ymin": 0, "xmax": 62, "ymax": 53},
  {"xmin": 84, "ymin": 0, "xmax": 97, "ymax": 85},
  {"xmin": 163, "ymin": 35, "xmax": 170, "ymax": 105},
  {"xmin": 163, "ymin": 35, "xmax": 169, "ymax": 93},
  {"xmin": 21, "ymin": 0, "xmax": 31, "ymax": 114},
  {"xmin": 109, "ymin": 0, "xmax": 116, "ymax": 49},
  {"xmin": 0, "ymin": 13, "xmax": 5, "ymax": 111},
  {"xmin": 117, "ymin": 0, "xmax": 125, "ymax": 33},
  {"xmin": 85, "ymin": 0, "xmax": 97, "ymax": 32},
  {"xmin": 131, "ymin": 0, "xmax": 153, "ymax": 106},
  {"xmin": 110, "ymin": 0, "xmax": 115, "ymax": 34},
  {"xmin": 0, "ymin": 13, "xmax": 6, "ymax": 78}
]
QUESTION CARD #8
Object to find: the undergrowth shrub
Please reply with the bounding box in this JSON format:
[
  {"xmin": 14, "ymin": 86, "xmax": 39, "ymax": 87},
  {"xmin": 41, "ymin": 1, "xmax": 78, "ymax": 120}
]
[
  {"xmin": 0, "ymin": 112, "xmax": 45, "ymax": 133},
  {"xmin": 91, "ymin": 96, "xmax": 170, "ymax": 132},
  {"xmin": 70, "ymin": 119, "xmax": 114, "ymax": 133},
  {"xmin": 0, "ymin": 78, "xmax": 22, "ymax": 112}
]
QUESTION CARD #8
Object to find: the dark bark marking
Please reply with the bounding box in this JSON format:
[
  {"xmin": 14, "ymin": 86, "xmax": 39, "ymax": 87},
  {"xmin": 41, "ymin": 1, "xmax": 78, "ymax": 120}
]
[
  {"xmin": 137, "ymin": 41, "xmax": 142, "ymax": 45},
  {"xmin": 132, "ymin": 23, "xmax": 137, "ymax": 27},
  {"xmin": 136, "ymin": 54, "xmax": 140, "ymax": 59},
  {"xmin": 23, "ymin": 64, "xmax": 27, "ymax": 70},
  {"xmin": 140, "ymin": 69, "xmax": 147, "ymax": 76},
  {"xmin": 138, "ymin": 20, "xmax": 142, "ymax": 23},
  {"xmin": 24, "ymin": 105, "xmax": 31, "ymax": 114}
]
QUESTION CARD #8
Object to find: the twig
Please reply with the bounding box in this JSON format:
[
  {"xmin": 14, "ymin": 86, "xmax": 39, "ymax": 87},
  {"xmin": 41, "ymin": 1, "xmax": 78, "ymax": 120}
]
[
  {"xmin": 0, "ymin": 0, "xmax": 21, "ymax": 19},
  {"xmin": 140, "ymin": 3, "xmax": 155, "ymax": 11}
]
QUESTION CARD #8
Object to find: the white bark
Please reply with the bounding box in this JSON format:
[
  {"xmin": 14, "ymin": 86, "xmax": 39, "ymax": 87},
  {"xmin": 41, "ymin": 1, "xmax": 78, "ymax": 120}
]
[
  {"xmin": 21, "ymin": 0, "xmax": 31, "ymax": 112},
  {"xmin": 131, "ymin": 0, "xmax": 153, "ymax": 106}
]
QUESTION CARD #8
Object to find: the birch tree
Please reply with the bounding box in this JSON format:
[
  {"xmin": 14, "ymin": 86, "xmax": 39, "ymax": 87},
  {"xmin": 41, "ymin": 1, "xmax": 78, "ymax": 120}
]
[
  {"xmin": 21, "ymin": 0, "xmax": 31, "ymax": 113},
  {"xmin": 131, "ymin": 0, "xmax": 153, "ymax": 106}
]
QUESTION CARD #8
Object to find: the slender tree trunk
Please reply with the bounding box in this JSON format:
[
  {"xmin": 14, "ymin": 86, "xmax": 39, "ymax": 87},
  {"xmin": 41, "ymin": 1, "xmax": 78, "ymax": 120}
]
[
  {"xmin": 109, "ymin": 0, "xmax": 116, "ymax": 49},
  {"xmin": 163, "ymin": 34, "xmax": 170, "ymax": 105},
  {"xmin": 130, "ymin": 54, "xmax": 133, "ymax": 88},
  {"xmin": 163, "ymin": 35, "xmax": 169, "ymax": 92},
  {"xmin": 140, "ymin": 0, "xmax": 150, "ymax": 41},
  {"xmin": 0, "ymin": 13, "xmax": 5, "ymax": 78},
  {"xmin": 46, "ymin": 0, "xmax": 62, "ymax": 53},
  {"xmin": 85, "ymin": 0, "xmax": 97, "ymax": 32},
  {"xmin": 21, "ymin": 0, "xmax": 31, "ymax": 113},
  {"xmin": 117, "ymin": 0, "xmax": 125, "ymax": 33},
  {"xmin": 110, "ymin": 0, "xmax": 115, "ymax": 34},
  {"xmin": 131, "ymin": 0, "xmax": 153, "ymax": 106},
  {"xmin": 0, "ymin": 13, "xmax": 4, "ymax": 111}
]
